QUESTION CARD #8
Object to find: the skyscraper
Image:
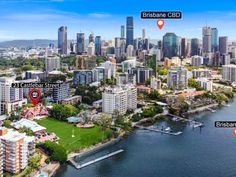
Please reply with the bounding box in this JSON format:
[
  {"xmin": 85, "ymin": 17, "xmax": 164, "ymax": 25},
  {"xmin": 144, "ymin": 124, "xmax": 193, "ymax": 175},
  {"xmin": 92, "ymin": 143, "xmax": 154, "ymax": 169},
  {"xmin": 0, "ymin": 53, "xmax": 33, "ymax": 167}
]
[
  {"xmin": 76, "ymin": 33, "xmax": 85, "ymax": 54},
  {"xmin": 142, "ymin": 29, "xmax": 146, "ymax": 39},
  {"xmin": 202, "ymin": 27, "xmax": 212, "ymax": 53},
  {"xmin": 121, "ymin": 25, "xmax": 125, "ymax": 38},
  {"xmin": 191, "ymin": 38, "xmax": 200, "ymax": 56},
  {"xmin": 219, "ymin": 36, "xmax": 228, "ymax": 54},
  {"xmin": 95, "ymin": 36, "xmax": 102, "ymax": 56},
  {"xmin": 126, "ymin": 16, "xmax": 134, "ymax": 48},
  {"xmin": 89, "ymin": 33, "xmax": 94, "ymax": 43},
  {"xmin": 58, "ymin": 26, "xmax": 67, "ymax": 55},
  {"xmin": 163, "ymin": 33, "xmax": 178, "ymax": 58},
  {"xmin": 211, "ymin": 28, "xmax": 218, "ymax": 52},
  {"xmin": 181, "ymin": 38, "xmax": 187, "ymax": 57}
]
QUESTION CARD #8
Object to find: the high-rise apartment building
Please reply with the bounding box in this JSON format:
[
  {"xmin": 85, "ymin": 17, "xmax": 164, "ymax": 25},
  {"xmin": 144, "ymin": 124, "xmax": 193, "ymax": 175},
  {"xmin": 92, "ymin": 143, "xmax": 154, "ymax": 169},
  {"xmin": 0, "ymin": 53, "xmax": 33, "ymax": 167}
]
[
  {"xmin": 102, "ymin": 85, "xmax": 137, "ymax": 115},
  {"xmin": 222, "ymin": 65, "xmax": 236, "ymax": 82},
  {"xmin": 45, "ymin": 56, "xmax": 60, "ymax": 72},
  {"xmin": 167, "ymin": 66, "xmax": 188, "ymax": 90},
  {"xmin": 0, "ymin": 128, "xmax": 35, "ymax": 174}
]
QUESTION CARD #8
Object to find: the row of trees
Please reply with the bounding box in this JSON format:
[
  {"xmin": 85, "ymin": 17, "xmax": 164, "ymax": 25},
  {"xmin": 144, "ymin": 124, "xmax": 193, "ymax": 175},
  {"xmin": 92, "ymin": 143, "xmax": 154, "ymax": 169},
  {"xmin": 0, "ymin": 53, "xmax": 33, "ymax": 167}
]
[
  {"xmin": 75, "ymin": 85, "xmax": 102, "ymax": 105},
  {"xmin": 37, "ymin": 141, "xmax": 67, "ymax": 163},
  {"xmin": 49, "ymin": 104, "xmax": 80, "ymax": 121}
]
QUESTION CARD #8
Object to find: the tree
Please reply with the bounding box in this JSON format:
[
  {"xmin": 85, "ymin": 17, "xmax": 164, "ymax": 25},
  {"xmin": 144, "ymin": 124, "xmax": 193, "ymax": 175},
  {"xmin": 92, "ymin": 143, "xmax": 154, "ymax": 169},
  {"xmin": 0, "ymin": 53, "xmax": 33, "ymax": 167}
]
[
  {"xmin": 37, "ymin": 141, "xmax": 67, "ymax": 163},
  {"xmin": 96, "ymin": 113, "xmax": 112, "ymax": 131},
  {"xmin": 188, "ymin": 78, "xmax": 203, "ymax": 91},
  {"xmin": 19, "ymin": 126, "xmax": 34, "ymax": 136},
  {"xmin": 49, "ymin": 104, "xmax": 79, "ymax": 121},
  {"xmin": 3, "ymin": 120, "xmax": 12, "ymax": 128},
  {"xmin": 21, "ymin": 65, "xmax": 33, "ymax": 71}
]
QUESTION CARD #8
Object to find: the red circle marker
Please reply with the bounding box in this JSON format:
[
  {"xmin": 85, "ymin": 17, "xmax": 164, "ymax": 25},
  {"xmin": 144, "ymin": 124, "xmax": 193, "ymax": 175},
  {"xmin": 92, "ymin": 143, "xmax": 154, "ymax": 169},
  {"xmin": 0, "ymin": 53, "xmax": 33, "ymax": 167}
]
[
  {"xmin": 233, "ymin": 128, "xmax": 236, "ymax": 137},
  {"xmin": 29, "ymin": 88, "xmax": 41, "ymax": 106},
  {"xmin": 157, "ymin": 19, "xmax": 165, "ymax": 30}
]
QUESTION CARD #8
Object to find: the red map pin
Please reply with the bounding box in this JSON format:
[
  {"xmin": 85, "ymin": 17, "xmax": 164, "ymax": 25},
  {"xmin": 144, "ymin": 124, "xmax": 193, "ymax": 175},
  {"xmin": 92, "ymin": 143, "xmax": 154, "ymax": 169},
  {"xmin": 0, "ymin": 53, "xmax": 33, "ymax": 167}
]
[
  {"xmin": 157, "ymin": 19, "xmax": 165, "ymax": 30},
  {"xmin": 233, "ymin": 128, "xmax": 236, "ymax": 137},
  {"xmin": 29, "ymin": 88, "xmax": 41, "ymax": 106}
]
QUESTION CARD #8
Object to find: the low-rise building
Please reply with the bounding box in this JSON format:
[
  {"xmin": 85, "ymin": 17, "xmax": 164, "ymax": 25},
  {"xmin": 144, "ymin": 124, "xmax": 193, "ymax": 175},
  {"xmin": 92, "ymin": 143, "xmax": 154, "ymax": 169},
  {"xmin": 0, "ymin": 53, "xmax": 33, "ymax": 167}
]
[{"xmin": 61, "ymin": 95, "xmax": 82, "ymax": 105}]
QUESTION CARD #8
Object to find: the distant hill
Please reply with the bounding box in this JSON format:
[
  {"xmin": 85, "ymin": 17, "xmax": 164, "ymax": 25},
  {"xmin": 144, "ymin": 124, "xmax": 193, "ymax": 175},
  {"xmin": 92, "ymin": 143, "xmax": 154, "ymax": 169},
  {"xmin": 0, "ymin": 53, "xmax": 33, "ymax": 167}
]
[{"xmin": 0, "ymin": 39, "xmax": 57, "ymax": 48}]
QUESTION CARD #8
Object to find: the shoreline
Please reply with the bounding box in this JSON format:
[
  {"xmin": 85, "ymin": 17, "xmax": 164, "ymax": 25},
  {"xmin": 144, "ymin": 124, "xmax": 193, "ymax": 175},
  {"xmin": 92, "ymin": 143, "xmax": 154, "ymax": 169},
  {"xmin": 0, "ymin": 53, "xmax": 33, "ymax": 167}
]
[{"xmin": 67, "ymin": 136, "xmax": 122, "ymax": 160}]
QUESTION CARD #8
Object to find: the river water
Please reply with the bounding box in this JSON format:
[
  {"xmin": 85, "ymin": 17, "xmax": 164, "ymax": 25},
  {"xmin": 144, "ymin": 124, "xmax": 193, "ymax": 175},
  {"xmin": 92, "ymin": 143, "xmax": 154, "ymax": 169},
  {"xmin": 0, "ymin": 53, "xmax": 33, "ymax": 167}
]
[{"xmin": 55, "ymin": 100, "xmax": 236, "ymax": 177}]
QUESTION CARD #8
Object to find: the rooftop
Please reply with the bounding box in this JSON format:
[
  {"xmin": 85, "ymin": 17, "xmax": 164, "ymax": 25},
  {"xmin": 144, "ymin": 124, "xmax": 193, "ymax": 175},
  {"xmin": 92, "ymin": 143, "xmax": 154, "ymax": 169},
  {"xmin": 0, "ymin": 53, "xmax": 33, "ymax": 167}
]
[{"xmin": 11, "ymin": 119, "xmax": 46, "ymax": 133}]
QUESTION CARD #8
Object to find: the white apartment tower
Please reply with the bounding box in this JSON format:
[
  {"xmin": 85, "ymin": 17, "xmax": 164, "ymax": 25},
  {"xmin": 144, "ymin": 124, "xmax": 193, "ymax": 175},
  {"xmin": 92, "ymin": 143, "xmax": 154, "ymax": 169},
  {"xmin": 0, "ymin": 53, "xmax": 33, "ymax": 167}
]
[{"xmin": 102, "ymin": 85, "xmax": 137, "ymax": 115}]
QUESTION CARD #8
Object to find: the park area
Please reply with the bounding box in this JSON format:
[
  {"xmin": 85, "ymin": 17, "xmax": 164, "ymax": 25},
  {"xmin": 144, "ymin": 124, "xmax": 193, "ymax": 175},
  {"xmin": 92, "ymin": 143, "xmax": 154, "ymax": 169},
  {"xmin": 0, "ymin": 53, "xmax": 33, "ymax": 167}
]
[{"xmin": 37, "ymin": 117, "xmax": 112, "ymax": 153}]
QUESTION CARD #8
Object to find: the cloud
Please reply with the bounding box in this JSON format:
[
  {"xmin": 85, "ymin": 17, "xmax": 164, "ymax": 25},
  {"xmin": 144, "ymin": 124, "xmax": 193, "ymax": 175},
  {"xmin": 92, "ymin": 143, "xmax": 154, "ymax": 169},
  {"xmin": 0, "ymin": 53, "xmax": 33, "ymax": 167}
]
[{"xmin": 88, "ymin": 13, "xmax": 111, "ymax": 18}]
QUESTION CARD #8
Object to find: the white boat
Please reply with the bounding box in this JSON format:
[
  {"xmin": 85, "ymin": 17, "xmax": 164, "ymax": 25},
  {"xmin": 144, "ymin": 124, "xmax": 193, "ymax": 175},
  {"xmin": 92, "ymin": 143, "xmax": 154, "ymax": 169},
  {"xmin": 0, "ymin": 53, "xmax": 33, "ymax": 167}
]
[{"xmin": 165, "ymin": 127, "xmax": 171, "ymax": 131}]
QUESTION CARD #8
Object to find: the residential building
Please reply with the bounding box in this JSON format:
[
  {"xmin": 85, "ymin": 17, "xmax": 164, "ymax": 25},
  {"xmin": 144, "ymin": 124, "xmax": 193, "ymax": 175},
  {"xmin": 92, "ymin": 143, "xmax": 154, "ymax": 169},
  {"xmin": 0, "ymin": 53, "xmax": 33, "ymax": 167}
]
[
  {"xmin": 167, "ymin": 66, "xmax": 188, "ymax": 90},
  {"xmin": 116, "ymin": 73, "xmax": 136, "ymax": 85},
  {"xmin": 87, "ymin": 42, "xmax": 95, "ymax": 56},
  {"xmin": 73, "ymin": 70, "xmax": 94, "ymax": 85},
  {"xmin": 126, "ymin": 45, "xmax": 134, "ymax": 57},
  {"xmin": 197, "ymin": 78, "xmax": 213, "ymax": 91},
  {"xmin": 192, "ymin": 69, "xmax": 212, "ymax": 78},
  {"xmin": 122, "ymin": 58, "xmax": 136, "ymax": 72},
  {"xmin": 45, "ymin": 56, "xmax": 60, "ymax": 72},
  {"xmin": 0, "ymin": 128, "xmax": 35, "ymax": 174},
  {"xmin": 150, "ymin": 77, "xmax": 162, "ymax": 90},
  {"xmin": 102, "ymin": 85, "xmax": 137, "ymax": 115},
  {"xmin": 61, "ymin": 95, "xmax": 82, "ymax": 105},
  {"xmin": 128, "ymin": 67, "xmax": 154, "ymax": 84},
  {"xmin": 0, "ymin": 77, "xmax": 26, "ymax": 115},
  {"xmin": 222, "ymin": 65, "xmax": 236, "ymax": 82},
  {"xmin": 191, "ymin": 55, "xmax": 203, "ymax": 66},
  {"xmin": 52, "ymin": 81, "xmax": 70, "ymax": 102}
]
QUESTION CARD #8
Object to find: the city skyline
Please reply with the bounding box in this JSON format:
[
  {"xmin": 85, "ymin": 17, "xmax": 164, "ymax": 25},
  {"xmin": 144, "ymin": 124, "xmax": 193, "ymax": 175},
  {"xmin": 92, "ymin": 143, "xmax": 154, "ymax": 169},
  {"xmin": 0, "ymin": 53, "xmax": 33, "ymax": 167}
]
[{"xmin": 0, "ymin": 0, "xmax": 236, "ymax": 41}]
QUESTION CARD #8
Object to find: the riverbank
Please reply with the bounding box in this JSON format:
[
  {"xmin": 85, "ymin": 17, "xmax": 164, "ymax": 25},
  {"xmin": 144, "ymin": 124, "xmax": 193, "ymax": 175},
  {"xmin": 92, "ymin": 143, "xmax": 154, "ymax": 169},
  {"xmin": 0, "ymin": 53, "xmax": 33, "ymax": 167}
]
[
  {"xmin": 186, "ymin": 103, "xmax": 219, "ymax": 115},
  {"xmin": 68, "ymin": 136, "xmax": 122, "ymax": 160}
]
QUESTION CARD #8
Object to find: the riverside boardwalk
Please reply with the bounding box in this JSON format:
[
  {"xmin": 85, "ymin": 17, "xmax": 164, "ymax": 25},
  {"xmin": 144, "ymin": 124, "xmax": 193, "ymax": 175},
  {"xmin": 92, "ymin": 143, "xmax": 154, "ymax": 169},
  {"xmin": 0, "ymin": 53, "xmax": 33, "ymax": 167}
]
[
  {"xmin": 69, "ymin": 149, "xmax": 124, "ymax": 170},
  {"xmin": 134, "ymin": 125, "xmax": 182, "ymax": 136}
]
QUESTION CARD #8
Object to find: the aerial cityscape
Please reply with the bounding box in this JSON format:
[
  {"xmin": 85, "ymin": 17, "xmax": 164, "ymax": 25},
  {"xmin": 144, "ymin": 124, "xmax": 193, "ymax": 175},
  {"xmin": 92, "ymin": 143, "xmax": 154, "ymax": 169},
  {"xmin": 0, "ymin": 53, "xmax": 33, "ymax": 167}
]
[{"xmin": 0, "ymin": 0, "xmax": 236, "ymax": 177}]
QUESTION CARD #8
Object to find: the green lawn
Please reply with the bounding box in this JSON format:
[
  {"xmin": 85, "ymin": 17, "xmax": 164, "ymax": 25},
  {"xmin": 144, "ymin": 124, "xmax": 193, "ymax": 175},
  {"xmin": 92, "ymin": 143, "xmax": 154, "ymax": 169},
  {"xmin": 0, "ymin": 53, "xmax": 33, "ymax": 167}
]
[{"xmin": 37, "ymin": 117, "xmax": 112, "ymax": 153}]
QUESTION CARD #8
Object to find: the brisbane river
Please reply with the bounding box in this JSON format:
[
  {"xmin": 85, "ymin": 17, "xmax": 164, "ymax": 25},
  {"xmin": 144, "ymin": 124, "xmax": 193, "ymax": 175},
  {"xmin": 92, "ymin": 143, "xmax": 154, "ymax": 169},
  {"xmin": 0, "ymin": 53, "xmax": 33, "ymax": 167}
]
[{"xmin": 55, "ymin": 100, "xmax": 236, "ymax": 177}]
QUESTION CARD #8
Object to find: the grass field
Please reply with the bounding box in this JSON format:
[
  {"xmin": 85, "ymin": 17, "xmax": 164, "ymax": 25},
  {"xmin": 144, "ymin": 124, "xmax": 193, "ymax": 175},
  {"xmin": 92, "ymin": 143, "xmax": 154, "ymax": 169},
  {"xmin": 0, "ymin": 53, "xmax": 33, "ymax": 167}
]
[{"xmin": 37, "ymin": 117, "xmax": 112, "ymax": 153}]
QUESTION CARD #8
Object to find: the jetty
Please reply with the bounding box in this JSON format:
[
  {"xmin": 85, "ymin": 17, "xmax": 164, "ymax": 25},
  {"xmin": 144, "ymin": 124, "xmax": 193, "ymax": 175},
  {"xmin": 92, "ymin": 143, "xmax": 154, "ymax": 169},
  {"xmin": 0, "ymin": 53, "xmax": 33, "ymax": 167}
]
[
  {"xmin": 168, "ymin": 113, "xmax": 204, "ymax": 128},
  {"xmin": 69, "ymin": 149, "xmax": 124, "ymax": 170},
  {"xmin": 135, "ymin": 125, "xmax": 182, "ymax": 136}
]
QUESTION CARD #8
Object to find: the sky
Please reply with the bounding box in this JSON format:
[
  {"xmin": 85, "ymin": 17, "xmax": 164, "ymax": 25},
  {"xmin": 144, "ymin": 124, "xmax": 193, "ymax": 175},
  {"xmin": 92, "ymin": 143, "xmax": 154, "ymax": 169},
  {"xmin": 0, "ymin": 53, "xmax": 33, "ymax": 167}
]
[{"xmin": 0, "ymin": 0, "xmax": 236, "ymax": 41}]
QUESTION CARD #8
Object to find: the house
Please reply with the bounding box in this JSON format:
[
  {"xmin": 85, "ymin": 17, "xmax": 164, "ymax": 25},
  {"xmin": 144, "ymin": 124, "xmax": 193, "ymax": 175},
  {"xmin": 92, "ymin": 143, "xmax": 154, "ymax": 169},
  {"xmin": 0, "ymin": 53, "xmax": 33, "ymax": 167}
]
[{"xmin": 21, "ymin": 105, "xmax": 49, "ymax": 119}]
